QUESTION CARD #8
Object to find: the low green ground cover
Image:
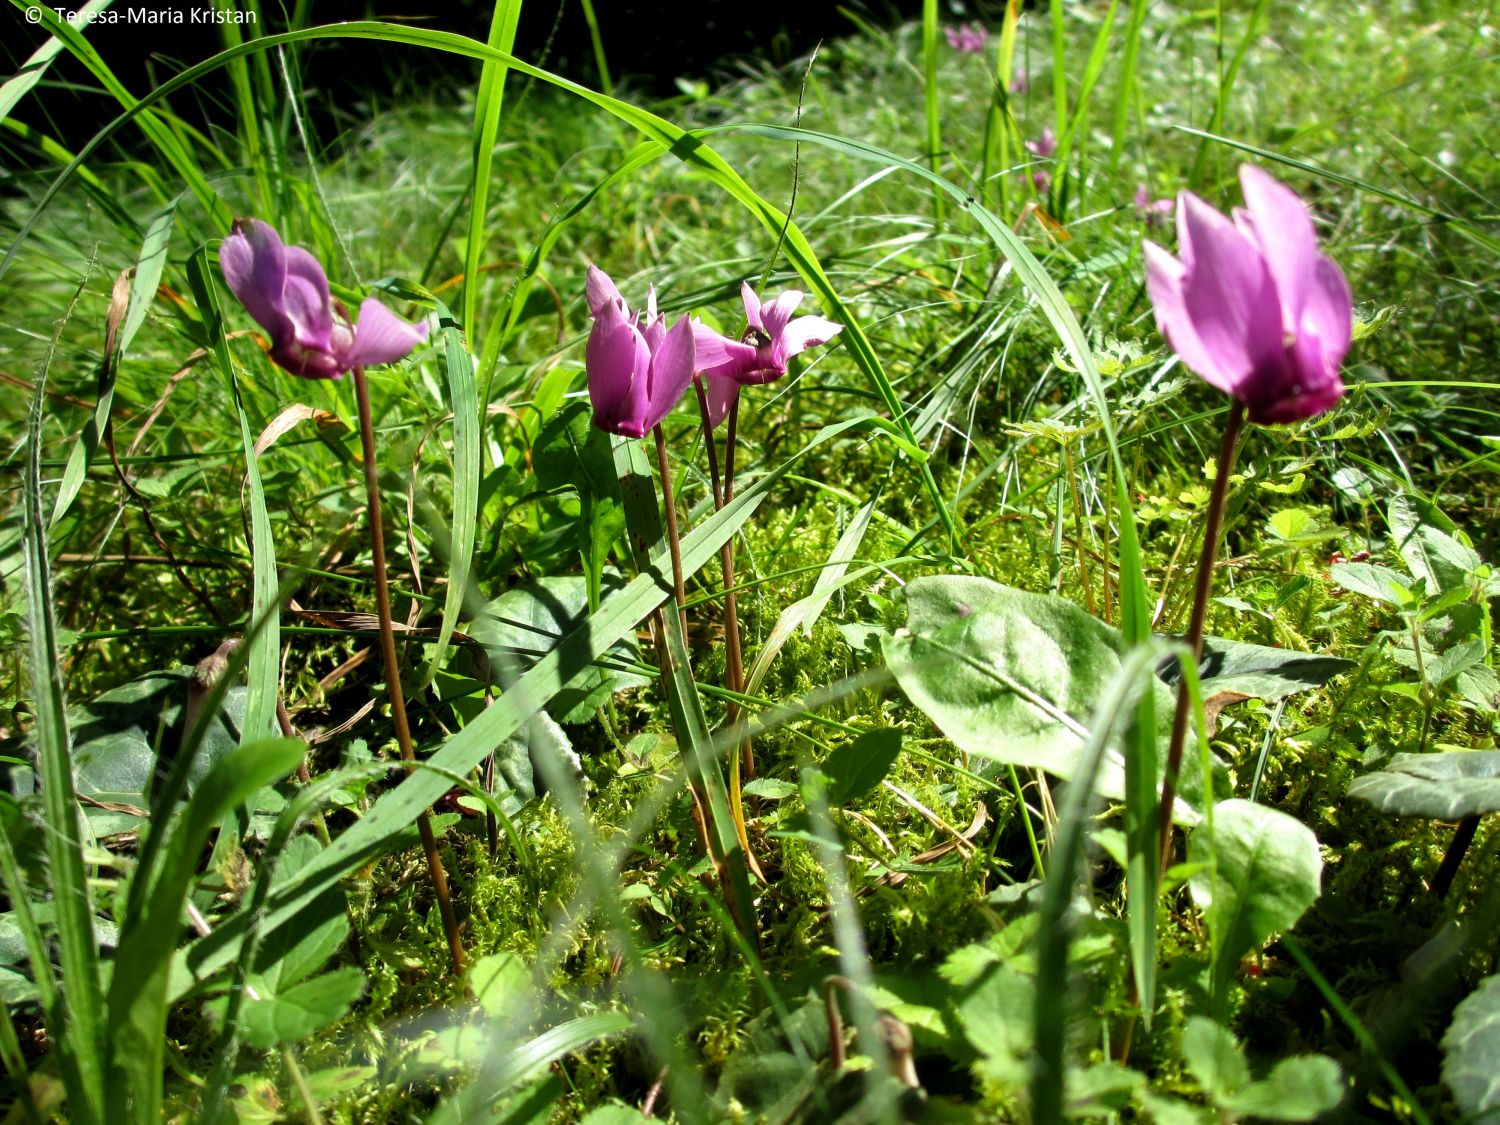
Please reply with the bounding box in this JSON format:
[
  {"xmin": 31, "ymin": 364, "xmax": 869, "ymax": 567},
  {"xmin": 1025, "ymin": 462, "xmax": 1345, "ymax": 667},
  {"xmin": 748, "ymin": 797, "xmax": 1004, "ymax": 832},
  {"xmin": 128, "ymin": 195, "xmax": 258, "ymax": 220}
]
[{"xmin": 0, "ymin": 1, "xmax": 1496, "ymax": 1121}]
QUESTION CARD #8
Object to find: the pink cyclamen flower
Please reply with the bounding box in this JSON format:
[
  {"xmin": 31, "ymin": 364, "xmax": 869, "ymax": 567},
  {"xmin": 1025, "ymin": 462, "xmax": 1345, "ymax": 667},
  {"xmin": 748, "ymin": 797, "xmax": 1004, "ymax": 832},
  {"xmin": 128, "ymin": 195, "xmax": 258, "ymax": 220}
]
[
  {"xmin": 1010, "ymin": 67, "xmax": 1029, "ymax": 94},
  {"xmin": 1144, "ymin": 165, "xmax": 1353, "ymax": 425},
  {"xmin": 1134, "ymin": 184, "xmax": 1174, "ymax": 227},
  {"xmin": 584, "ymin": 266, "xmax": 696, "ymax": 439},
  {"xmin": 219, "ymin": 218, "xmax": 427, "ymax": 380},
  {"xmin": 945, "ymin": 23, "xmax": 988, "ymax": 53},
  {"xmin": 691, "ymin": 284, "xmax": 844, "ymax": 428},
  {"xmin": 1025, "ymin": 126, "xmax": 1057, "ymax": 159}
]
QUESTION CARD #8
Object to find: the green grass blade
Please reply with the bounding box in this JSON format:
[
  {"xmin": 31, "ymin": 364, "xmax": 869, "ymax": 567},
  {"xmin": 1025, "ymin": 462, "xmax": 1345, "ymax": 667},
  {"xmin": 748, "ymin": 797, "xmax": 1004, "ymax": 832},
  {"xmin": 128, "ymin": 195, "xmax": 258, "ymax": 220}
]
[
  {"xmin": 0, "ymin": 0, "xmax": 114, "ymax": 125},
  {"xmin": 922, "ymin": 0, "xmax": 944, "ymax": 230},
  {"xmin": 1108, "ymin": 0, "xmax": 1150, "ymax": 174},
  {"xmin": 1032, "ymin": 643, "xmax": 1167, "ymax": 1125},
  {"xmin": 463, "ymin": 0, "xmax": 523, "ymax": 335},
  {"xmin": 180, "ymin": 418, "xmax": 878, "ymax": 989},
  {"xmin": 22, "ymin": 281, "xmax": 105, "ymax": 1125},
  {"xmin": 577, "ymin": 0, "xmax": 613, "ymax": 95},
  {"xmin": 613, "ymin": 437, "xmax": 756, "ymax": 942},
  {"xmin": 51, "ymin": 196, "xmax": 179, "ymax": 527},
  {"xmin": 184, "ymin": 249, "xmax": 278, "ymax": 746},
  {"xmin": 1050, "ymin": 0, "xmax": 1121, "ymax": 209},
  {"xmin": 105, "ymin": 739, "xmax": 304, "ymax": 1123},
  {"xmin": 1049, "ymin": 0, "xmax": 1068, "ymax": 139},
  {"xmin": 427, "ymin": 300, "xmax": 480, "ymax": 677},
  {"xmin": 1190, "ymin": 0, "xmax": 1271, "ymax": 188},
  {"xmin": 13, "ymin": 1, "xmax": 229, "ymax": 229}
]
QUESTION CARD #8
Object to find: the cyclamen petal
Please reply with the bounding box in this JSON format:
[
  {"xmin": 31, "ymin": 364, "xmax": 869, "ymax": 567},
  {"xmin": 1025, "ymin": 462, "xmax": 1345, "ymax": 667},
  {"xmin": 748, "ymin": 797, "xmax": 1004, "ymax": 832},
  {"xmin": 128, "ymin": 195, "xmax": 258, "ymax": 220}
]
[
  {"xmin": 583, "ymin": 266, "xmax": 697, "ymax": 437},
  {"xmin": 219, "ymin": 217, "xmax": 427, "ymax": 380},
  {"xmin": 344, "ymin": 298, "xmax": 431, "ymax": 368},
  {"xmin": 691, "ymin": 282, "xmax": 844, "ymax": 400},
  {"xmin": 1143, "ymin": 166, "xmax": 1353, "ymax": 425}
]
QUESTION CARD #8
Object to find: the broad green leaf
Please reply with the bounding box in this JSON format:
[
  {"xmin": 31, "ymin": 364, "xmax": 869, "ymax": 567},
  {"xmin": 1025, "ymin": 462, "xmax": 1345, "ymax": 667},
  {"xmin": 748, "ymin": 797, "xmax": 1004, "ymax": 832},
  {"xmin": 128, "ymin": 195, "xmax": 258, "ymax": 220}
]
[
  {"xmin": 469, "ymin": 575, "xmax": 648, "ymax": 724},
  {"xmin": 1330, "ymin": 562, "xmax": 1418, "ymax": 609},
  {"xmin": 1181, "ymin": 1017, "xmax": 1250, "ymax": 1101},
  {"xmin": 1390, "ymin": 494, "xmax": 1480, "ymax": 596},
  {"xmin": 1347, "ymin": 751, "xmax": 1500, "ymax": 819},
  {"xmin": 531, "ymin": 401, "xmax": 626, "ymax": 613},
  {"xmin": 1189, "ymin": 800, "xmax": 1322, "ymax": 1007},
  {"xmin": 470, "ymin": 952, "xmax": 529, "ymax": 1024},
  {"xmin": 237, "ymin": 967, "xmax": 365, "ymax": 1051},
  {"xmin": 882, "ymin": 576, "xmax": 1195, "ymax": 811},
  {"xmin": 1163, "ymin": 636, "xmax": 1354, "ymax": 704},
  {"xmin": 1443, "ymin": 973, "xmax": 1500, "ymax": 1118},
  {"xmin": 578, "ymin": 1106, "xmax": 651, "ymax": 1125},
  {"xmin": 1225, "ymin": 1056, "xmax": 1342, "ymax": 1120},
  {"xmin": 248, "ymin": 836, "xmax": 348, "ymax": 994},
  {"xmin": 823, "ymin": 728, "xmax": 902, "ymax": 808}
]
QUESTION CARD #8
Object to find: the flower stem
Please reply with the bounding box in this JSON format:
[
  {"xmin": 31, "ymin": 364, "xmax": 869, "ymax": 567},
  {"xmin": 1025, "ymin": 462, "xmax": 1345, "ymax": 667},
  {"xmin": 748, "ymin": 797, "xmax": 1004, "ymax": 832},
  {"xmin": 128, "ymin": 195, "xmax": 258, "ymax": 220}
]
[
  {"xmin": 652, "ymin": 425, "xmax": 688, "ymax": 633},
  {"xmin": 351, "ymin": 365, "xmax": 465, "ymax": 975},
  {"xmin": 1157, "ymin": 400, "xmax": 1245, "ymax": 873},
  {"xmin": 721, "ymin": 396, "xmax": 756, "ymax": 785}
]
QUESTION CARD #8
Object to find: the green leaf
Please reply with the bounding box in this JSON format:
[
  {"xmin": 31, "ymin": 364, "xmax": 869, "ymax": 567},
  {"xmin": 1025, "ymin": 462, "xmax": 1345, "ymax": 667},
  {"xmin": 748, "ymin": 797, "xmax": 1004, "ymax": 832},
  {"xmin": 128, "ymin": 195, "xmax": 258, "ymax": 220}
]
[
  {"xmin": 248, "ymin": 836, "xmax": 348, "ymax": 994},
  {"xmin": 741, "ymin": 778, "xmax": 799, "ymax": 801},
  {"xmin": 1224, "ymin": 1056, "xmax": 1342, "ymax": 1120},
  {"xmin": 1181, "ymin": 1017, "xmax": 1250, "ymax": 1101},
  {"xmin": 1330, "ymin": 562, "xmax": 1418, "ymax": 609},
  {"xmin": 882, "ymin": 576, "xmax": 1192, "ymax": 810},
  {"xmin": 823, "ymin": 728, "xmax": 902, "ymax": 807},
  {"xmin": 470, "ymin": 952, "xmax": 529, "ymax": 1024},
  {"xmin": 469, "ymin": 575, "xmax": 648, "ymax": 724},
  {"xmin": 1390, "ymin": 494, "xmax": 1481, "ymax": 596},
  {"xmin": 1164, "ymin": 636, "xmax": 1354, "ymax": 704},
  {"xmin": 238, "ymin": 967, "xmax": 365, "ymax": 1051},
  {"xmin": 428, "ymin": 299, "xmax": 481, "ymax": 674},
  {"xmin": 1347, "ymin": 751, "xmax": 1500, "ymax": 819},
  {"xmin": 532, "ymin": 401, "xmax": 626, "ymax": 614},
  {"xmin": 1443, "ymin": 973, "xmax": 1500, "ymax": 1118},
  {"xmin": 1189, "ymin": 800, "xmax": 1322, "ymax": 1007}
]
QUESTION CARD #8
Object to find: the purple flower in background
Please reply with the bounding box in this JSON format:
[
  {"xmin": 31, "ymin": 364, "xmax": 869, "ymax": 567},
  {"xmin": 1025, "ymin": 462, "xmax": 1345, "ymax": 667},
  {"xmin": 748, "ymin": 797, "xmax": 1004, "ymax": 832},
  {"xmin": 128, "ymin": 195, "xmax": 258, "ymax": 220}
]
[
  {"xmin": 1010, "ymin": 67, "xmax": 1029, "ymax": 94},
  {"xmin": 219, "ymin": 218, "xmax": 427, "ymax": 380},
  {"xmin": 1134, "ymin": 184, "xmax": 1174, "ymax": 227},
  {"xmin": 945, "ymin": 23, "xmax": 988, "ymax": 53},
  {"xmin": 1031, "ymin": 170, "xmax": 1052, "ymax": 193},
  {"xmin": 1144, "ymin": 165, "xmax": 1353, "ymax": 425},
  {"xmin": 1025, "ymin": 126, "xmax": 1057, "ymax": 159},
  {"xmin": 585, "ymin": 266, "xmax": 697, "ymax": 439},
  {"xmin": 692, "ymin": 284, "xmax": 843, "ymax": 427}
]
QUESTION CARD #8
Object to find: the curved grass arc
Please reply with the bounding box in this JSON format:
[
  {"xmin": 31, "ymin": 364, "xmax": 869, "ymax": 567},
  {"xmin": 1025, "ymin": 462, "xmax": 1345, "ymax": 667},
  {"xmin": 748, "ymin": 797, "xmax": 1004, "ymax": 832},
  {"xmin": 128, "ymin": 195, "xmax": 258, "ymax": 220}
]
[{"xmin": 0, "ymin": 18, "xmax": 960, "ymax": 548}]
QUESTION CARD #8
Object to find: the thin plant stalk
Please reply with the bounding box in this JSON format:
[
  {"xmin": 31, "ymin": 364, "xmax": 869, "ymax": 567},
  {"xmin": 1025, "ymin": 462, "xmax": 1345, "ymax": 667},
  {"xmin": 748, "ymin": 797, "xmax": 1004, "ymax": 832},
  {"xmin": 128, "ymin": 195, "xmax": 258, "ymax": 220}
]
[
  {"xmin": 1156, "ymin": 401, "xmax": 1246, "ymax": 871},
  {"xmin": 693, "ymin": 385, "xmax": 760, "ymax": 869},
  {"xmin": 351, "ymin": 365, "xmax": 465, "ymax": 975},
  {"xmin": 720, "ymin": 396, "xmax": 756, "ymax": 785},
  {"xmin": 652, "ymin": 425, "xmax": 688, "ymax": 634}
]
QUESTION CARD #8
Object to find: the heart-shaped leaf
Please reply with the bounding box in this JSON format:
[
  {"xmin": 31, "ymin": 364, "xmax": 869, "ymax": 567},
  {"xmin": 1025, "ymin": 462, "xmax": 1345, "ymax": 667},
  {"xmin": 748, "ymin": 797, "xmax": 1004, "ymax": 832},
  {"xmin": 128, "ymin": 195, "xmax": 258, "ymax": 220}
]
[{"xmin": 882, "ymin": 576, "xmax": 1206, "ymax": 814}]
